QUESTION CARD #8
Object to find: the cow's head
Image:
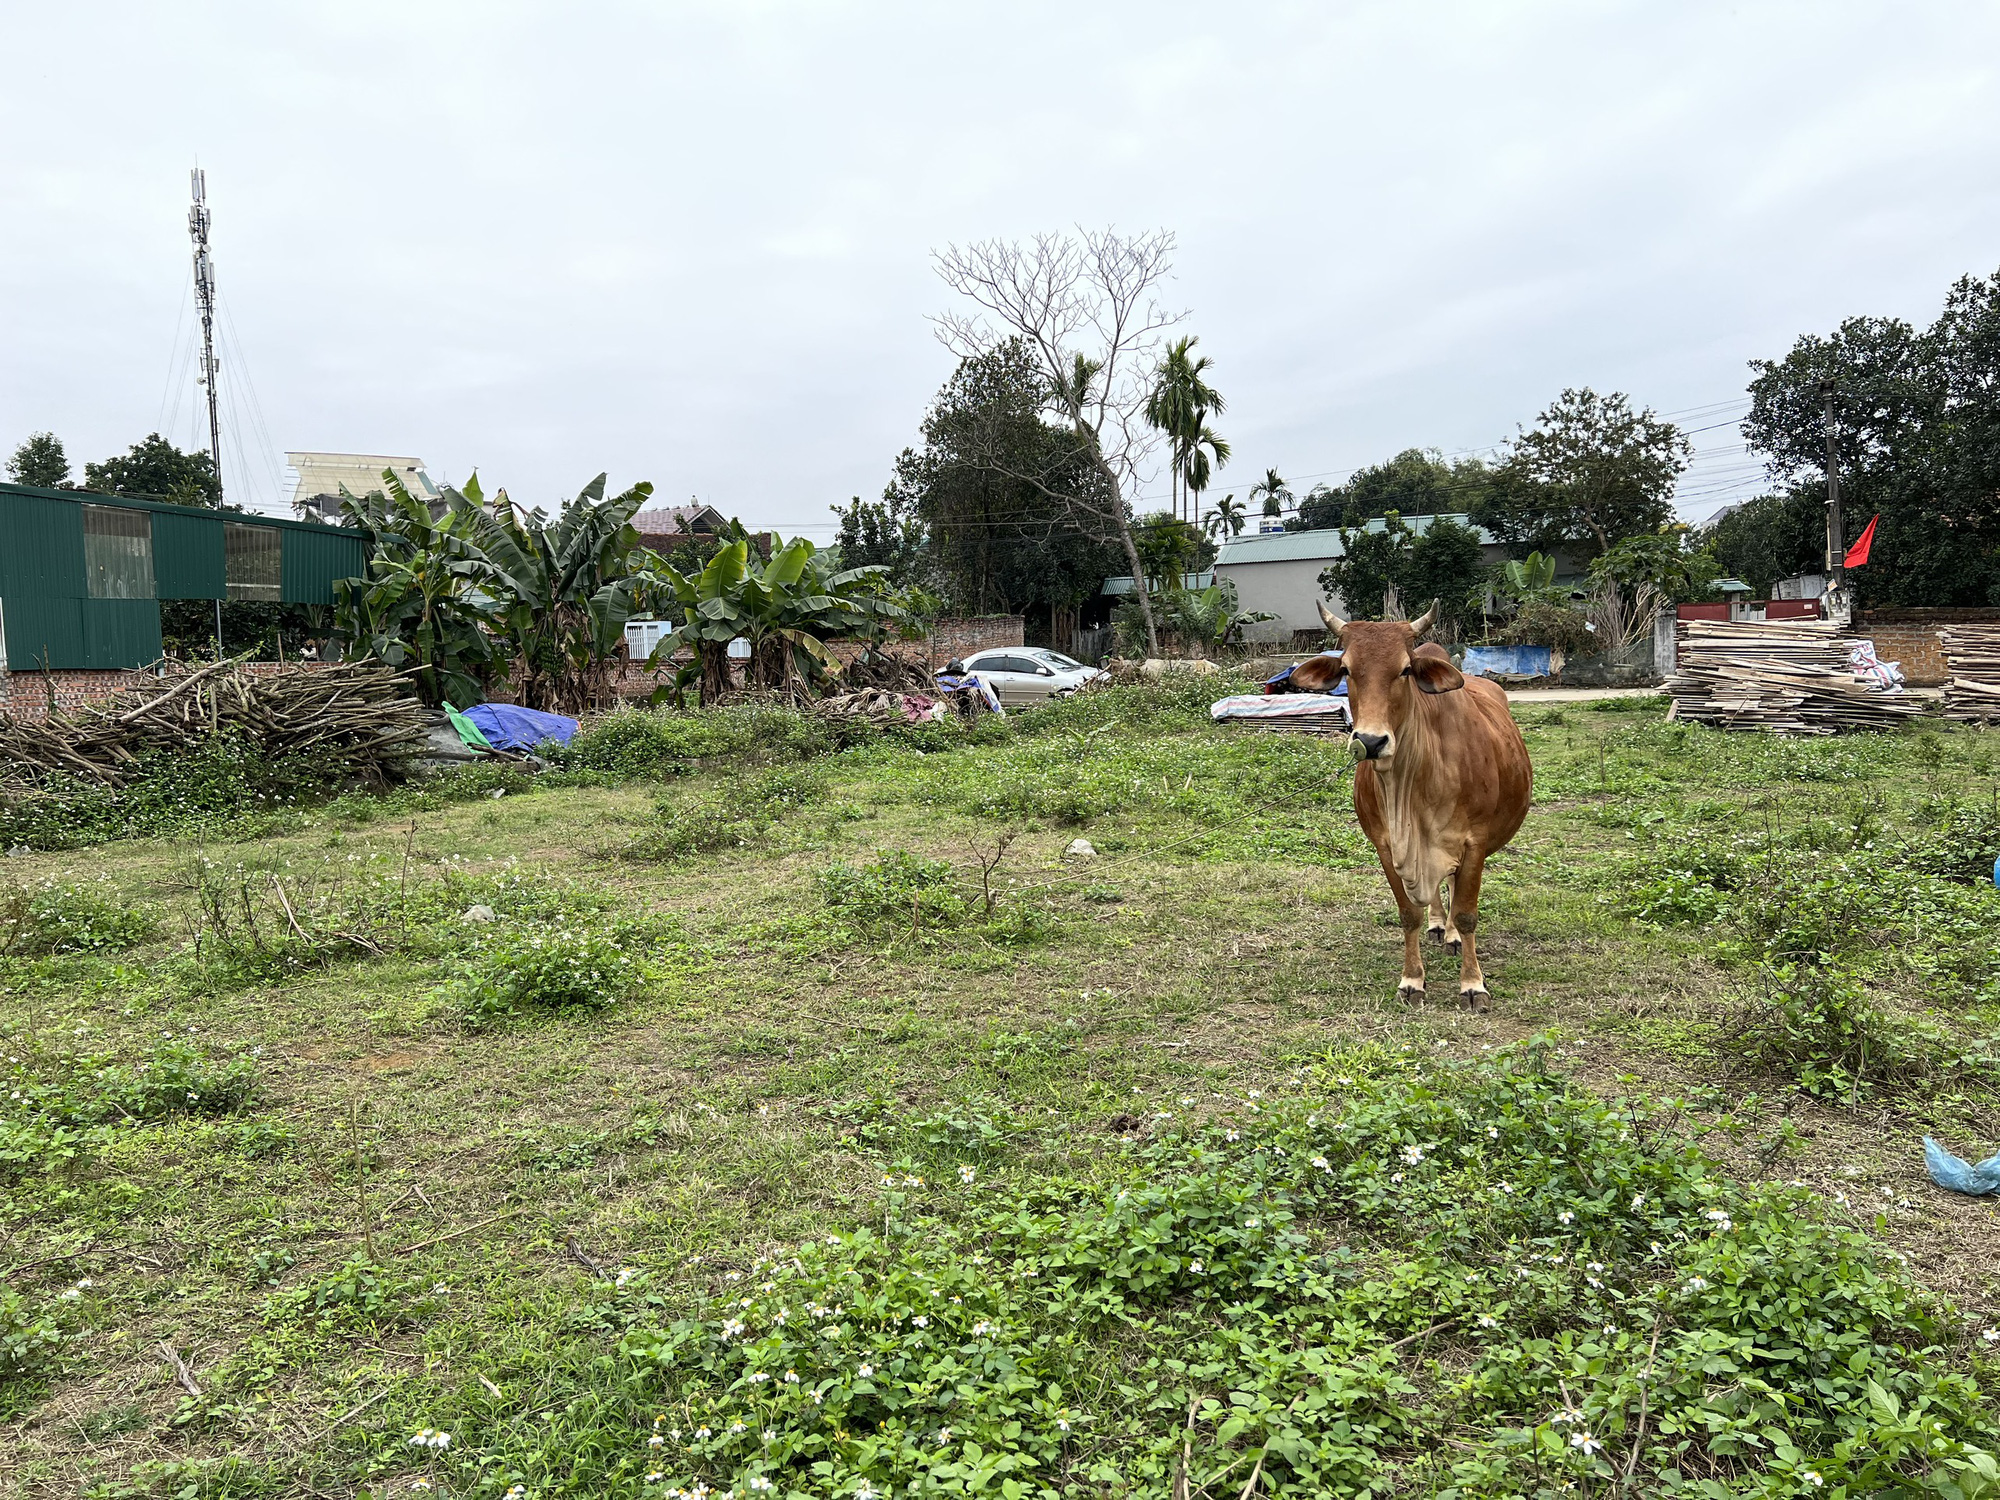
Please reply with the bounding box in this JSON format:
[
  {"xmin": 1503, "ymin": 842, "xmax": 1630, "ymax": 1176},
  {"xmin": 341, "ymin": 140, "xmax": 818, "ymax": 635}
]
[{"xmin": 1292, "ymin": 599, "xmax": 1464, "ymax": 765}]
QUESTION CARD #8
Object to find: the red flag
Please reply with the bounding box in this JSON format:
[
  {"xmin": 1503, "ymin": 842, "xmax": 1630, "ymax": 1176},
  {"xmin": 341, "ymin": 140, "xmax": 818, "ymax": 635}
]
[{"xmin": 1845, "ymin": 514, "xmax": 1880, "ymax": 568}]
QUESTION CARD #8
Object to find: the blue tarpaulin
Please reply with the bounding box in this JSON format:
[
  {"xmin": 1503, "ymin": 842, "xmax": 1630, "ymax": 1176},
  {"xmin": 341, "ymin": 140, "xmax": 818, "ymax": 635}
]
[
  {"xmin": 1265, "ymin": 654, "xmax": 1347, "ymax": 695},
  {"xmin": 1924, "ymin": 1136, "xmax": 2000, "ymax": 1195},
  {"xmin": 462, "ymin": 702, "xmax": 580, "ymax": 752},
  {"xmin": 1461, "ymin": 646, "xmax": 1552, "ymax": 679}
]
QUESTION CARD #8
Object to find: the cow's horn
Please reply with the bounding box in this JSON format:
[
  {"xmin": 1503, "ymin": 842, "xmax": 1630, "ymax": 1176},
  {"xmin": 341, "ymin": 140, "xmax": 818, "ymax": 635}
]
[
  {"xmin": 1317, "ymin": 601, "xmax": 1348, "ymax": 634},
  {"xmin": 1409, "ymin": 599, "xmax": 1439, "ymax": 637}
]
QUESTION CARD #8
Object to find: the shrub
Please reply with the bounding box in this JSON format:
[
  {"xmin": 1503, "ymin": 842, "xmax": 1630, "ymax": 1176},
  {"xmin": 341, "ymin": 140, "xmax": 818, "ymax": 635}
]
[
  {"xmin": 569, "ymin": 1049, "xmax": 2000, "ymax": 1500},
  {"xmin": 554, "ymin": 705, "xmax": 838, "ymax": 780},
  {"xmin": 263, "ymin": 1255, "xmax": 432, "ymax": 1329},
  {"xmin": 819, "ymin": 850, "xmax": 967, "ymax": 930},
  {"xmin": 2, "ymin": 879, "xmax": 156, "ymax": 956},
  {"xmin": 449, "ymin": 923, "xmax": 639, "ymax": 1024},
  {"xmin": 97, "ymin": 1039, "xmax": 260, "ymax": 1120},
  {"xmin": 0, "ymin": 1285, "xmax": 67, "ymax": 1383},
  {"xmin": 628, "ymin": 765, "xmax": 828, "ymax": 862}
]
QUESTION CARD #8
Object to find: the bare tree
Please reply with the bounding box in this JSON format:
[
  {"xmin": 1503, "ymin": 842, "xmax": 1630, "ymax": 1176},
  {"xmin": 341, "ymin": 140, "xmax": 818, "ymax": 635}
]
[{"xmin": 933, "ymin": 228, "xmax": 1183, "ymax": 655}]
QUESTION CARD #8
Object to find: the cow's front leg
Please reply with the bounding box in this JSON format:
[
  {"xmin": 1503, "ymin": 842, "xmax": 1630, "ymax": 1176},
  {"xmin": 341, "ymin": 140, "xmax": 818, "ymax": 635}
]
[
  {"xmin": 1376, "ymin": 852, "xmax": 1427, "ymax": 1002},
  {"xmin": 1452, "ymin": 850, "xmax": 1490, "ymax": 1008}
]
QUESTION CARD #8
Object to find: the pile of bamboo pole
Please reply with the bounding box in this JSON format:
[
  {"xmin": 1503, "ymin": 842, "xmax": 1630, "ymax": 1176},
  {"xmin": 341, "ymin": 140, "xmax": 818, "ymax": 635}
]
[
  {"xmin": 1942, "ymin": 624, "xmax": 2000, "ymax": 724},
  {"xmin": 1665, "ymin": 619, "xmax": 1928, "ymax": 734},
  {"xmin": 0, "ymin": 660, "xmax": 431, "ymax": 787}
]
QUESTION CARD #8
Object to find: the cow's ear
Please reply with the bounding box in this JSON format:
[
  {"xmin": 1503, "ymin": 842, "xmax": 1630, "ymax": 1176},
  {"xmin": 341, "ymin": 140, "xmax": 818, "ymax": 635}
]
[
  {"xmin": 1409, "ymin": 653, "xmax": 1464, "ymax": 694},
  {"xmin": 1289, "ymin": 654, "xmax": 1345, "ymax": 693}
]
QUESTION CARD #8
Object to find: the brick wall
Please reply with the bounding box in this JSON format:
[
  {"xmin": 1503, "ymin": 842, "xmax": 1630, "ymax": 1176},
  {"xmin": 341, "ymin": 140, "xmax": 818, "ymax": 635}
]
[
  {"xmin": 1, "ymin": 660, "xmax": 337, "ymax": 723},
  {"xmin": 1, "ymin": 619, "xmax": 1030, "ymax": 718},
  {"xmin": 1857, "ymin": 624, "xmax": 1947, "ymax": 685},
  {"xmin": 1856, "ymin": 608, "xmax": 2000, "ymax": 687}
]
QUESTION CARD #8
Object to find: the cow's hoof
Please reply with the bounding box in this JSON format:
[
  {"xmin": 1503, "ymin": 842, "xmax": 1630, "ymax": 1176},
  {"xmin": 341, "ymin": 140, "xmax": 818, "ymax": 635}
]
[
  {"xmin": 1426, "ymin": 925, "xmax": 1447, "ymax": 945},
  {"xmin": 1397, "ymin": 981, "xmax": 1426, "ymax": 1004},
  {"xmin": 1447, "ymin": 939, "xmax": 1463, "ymax": 956},
  {"xmin": 1459, "ymin": 985, "xmax": 1491, "ymax": 1010}
]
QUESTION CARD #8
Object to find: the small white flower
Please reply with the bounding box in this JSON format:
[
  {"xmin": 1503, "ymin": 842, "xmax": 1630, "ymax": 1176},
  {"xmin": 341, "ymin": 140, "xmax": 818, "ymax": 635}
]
[
  {"xmin": 695, "ymin": 1425, "xmax": 712, "ymax": 1438},
  {"xmin": 1800, "ymin": 1471, "xmax": 1824, "ymax": 1488},
  {"xmin": 971, "ymin": 1321, "xmax": 992, "ymax": 1336},
  {"xmin": 1311, "ymin": 1155, "xmax": 1330, "ymax": 1171},
  {"xmin": 1496, "ymin": 1182, "xmax": 1513, "ymax": 1196},
  {"xmin": 1631, "ymin": 1193, "xmax": 1645, "ymax": 1210},
  {"xmin": 858, "ymin": 1363, "xmax": 874, "ymax": 1378},
  {"xmin": 1985, "ymin": 1329, "xmax": 2000, "ymax": 1343},
  {"xmin": 1557, "ymin": 1211, "xmax": 1574, "ymax": 1225},
  {"xmin": 958, "ymin": 1164, "xmax": 976, "ymax": 1184},
  {"xmin": 1684, "ymin": 1276, "xmax": 1709, "ymax": 1293},
  {"xmin": 750, "ymin": 1480, "xmax": 774, "ymax": 1493},
  {"xmin": 731, "ymin": 1421, "xmax": 747, "ymax": 1434},
  {"xmin": 649, "ymin": 1435, "xmax": 665, "ymax": 1448},
  {"xmin": 1402, "ymin": 1144, "xmax": 1425, "ymax": 1165},
  {"xmin": 912, "ymin": 1315, "xmax": 929, "ymax": 1328},
  {"xmin": 1477, "ymin": 1314, "xmax": 1498, "ymax": 1329},
  {"xmin": 1188, "ymin": 1260, "xmax": 1203, "ymax": 1274},
  {"xmin": 784, "ymin": 1369, "xmax": 800, "ymax": 1383},
  {"xmin": 1569, "ymin": 1430, "xmax": 1603, "ymax": 1455}
]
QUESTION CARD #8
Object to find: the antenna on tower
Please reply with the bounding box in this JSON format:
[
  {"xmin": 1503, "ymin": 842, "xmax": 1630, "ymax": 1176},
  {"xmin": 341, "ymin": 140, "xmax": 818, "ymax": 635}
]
[{"xmin": 189, "ymin": 167, "xmax": 223, "ymax": 504}]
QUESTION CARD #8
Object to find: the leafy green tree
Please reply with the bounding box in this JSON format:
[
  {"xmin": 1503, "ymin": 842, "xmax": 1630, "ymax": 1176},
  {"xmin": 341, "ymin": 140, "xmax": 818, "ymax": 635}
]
[
  {"xmin": 329, "ymin": 474, "xmax": 503, "ymax": 707},
  {"xmin": 1295, "ymin": 449, "xmax": 1495, "ymax": 532},
  {"xmin": 1472, "ymin": 390, "xmax": 1689, "ymax": 557},
  {"xmin": 6, "ymin": 432, "xmax": 69, "ymax": 487},
  {"xmin": 83, "ymin": 433, "xmax": 222, "ymax": 508},
  {"xmin": 1144, "ymin": 336, "xmax": 1229, "ymax": 522},
  {"xmin": 831, "ymin": 493, "xmax": 929, "ymax": 584},
  {"xmin": 1705, "ymin": 490, "xmax": 1825, "ymax": 595},
  {"xmin": 1316, "ymin": 513, "xmax": 1487, "ymax": 636},
  {"xmin": 1743, "ymin": 269, "xmax": 2000, "ymax": 605},
  {"xmin": 472, "ymin": 474, "xmax": 657, "ymax": 713},
  {"xmin": 1588, "ymin": 528, "xmax": 1721, "ymax": 604},
  {"xmin": 1133, "ymin": 512, "xmax": 1202, "ymax": 590},
  {"xmin": 885, "ymin": 342, "xmax": 1121, "ymax": 632}
]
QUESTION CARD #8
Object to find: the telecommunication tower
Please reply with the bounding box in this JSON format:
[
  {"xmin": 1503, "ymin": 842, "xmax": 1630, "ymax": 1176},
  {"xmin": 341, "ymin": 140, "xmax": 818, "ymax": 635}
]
[{"xmin": 188, "ymin": 168, "xmax": 224, "ymax": 502}]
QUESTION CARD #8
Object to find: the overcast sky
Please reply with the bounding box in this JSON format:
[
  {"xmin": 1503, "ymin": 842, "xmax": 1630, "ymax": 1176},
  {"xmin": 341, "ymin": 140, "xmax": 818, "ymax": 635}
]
[{"xmin": 4, "ymin": 2, "xmax": 1996, "ymax": 532}]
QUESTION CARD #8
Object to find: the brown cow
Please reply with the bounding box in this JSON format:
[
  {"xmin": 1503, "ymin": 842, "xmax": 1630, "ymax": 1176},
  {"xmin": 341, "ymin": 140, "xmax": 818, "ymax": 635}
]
[{"xmin": 1290, "ymin": 599, "xmax": 1532, "ymax": 1007}]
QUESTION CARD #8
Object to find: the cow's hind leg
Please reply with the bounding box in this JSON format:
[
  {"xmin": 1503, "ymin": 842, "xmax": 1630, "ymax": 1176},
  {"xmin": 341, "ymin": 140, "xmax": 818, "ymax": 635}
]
[
  {"xmin": 1427, "ymin": 877, "xmax": 1450, "ymax": 946},
  {"xmin": 1452, "ymin": 850, "xmax": 1491, "ymax": 1008}
]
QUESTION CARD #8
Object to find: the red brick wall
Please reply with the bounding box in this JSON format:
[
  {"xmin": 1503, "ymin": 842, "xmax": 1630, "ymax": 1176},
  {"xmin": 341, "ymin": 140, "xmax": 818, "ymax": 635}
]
[
  {"xmin": 1858, "ymin": 624, "xmax": 1947, "ymax": 686},
  {"xmin": 1, "ymin": 660, "xmax": 337, "ymax": 723}
]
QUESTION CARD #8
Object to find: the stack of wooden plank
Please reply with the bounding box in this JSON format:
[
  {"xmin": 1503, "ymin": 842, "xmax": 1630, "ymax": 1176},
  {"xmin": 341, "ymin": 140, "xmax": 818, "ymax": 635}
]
[
  {"xmin": 1666, "ymin": 619, "xmax": 1928, "ymax": 734},
  {"xmin": 1942, "ymin": 624, "xmax": 2000, "ymax": 724}
]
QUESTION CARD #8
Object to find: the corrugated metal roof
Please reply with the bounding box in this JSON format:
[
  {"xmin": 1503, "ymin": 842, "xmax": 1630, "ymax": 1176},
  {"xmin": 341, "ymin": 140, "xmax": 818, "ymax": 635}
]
[
  {"xmin": 1214, "ymin": 513, "xmax": 1497, "ymax": 566},
  {"xmin": 1101, "ymin": 569, "xmax": 1215, "ymax": 596}
]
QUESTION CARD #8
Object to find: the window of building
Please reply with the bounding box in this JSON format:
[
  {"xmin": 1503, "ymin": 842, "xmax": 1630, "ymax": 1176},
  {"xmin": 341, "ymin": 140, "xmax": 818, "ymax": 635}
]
[
  {"xmin": 225, "ymin": 523, "xmax": 282, "ymax": 601},
  {"xmin": 84, "ymin": 504, "xmax": 156, "ymax": 599}
]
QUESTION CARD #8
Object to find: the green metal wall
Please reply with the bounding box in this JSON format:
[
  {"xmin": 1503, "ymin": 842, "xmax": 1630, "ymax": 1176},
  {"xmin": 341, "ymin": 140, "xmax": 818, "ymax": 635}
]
[
  {"xmin": 0, "ymin": 490, "xmax": 87, "ymax": 602},
  {"xmin": 154, "ymin": 510, "xmax": 226, "ymax": 599},
  {"xmin": 280, "ymin": 523, "xmax": 363, "ymax": 605},
  {"xmin": 0, "ymin": 483, "xmax": 363, "ymax": 669}
]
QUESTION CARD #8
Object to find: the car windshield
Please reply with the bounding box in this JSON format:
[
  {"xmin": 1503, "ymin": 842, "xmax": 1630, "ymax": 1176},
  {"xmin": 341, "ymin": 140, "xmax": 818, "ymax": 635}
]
[{"xmin": 1034, "ymin": 652, "xmax": 1082, "ymax": 670}]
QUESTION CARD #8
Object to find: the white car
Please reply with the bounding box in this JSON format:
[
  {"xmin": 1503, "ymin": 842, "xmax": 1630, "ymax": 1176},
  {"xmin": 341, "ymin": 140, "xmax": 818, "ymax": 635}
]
[{"xmin": 951, "ymin": 647, "xmax": 1105, "ymax": 705}]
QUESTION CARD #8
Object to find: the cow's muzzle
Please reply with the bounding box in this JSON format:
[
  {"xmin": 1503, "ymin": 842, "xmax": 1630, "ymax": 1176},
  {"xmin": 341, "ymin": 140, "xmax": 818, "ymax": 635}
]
[{"xmin": 1353, "ymin": 731, "xmax": 1391, "ymax": 761}]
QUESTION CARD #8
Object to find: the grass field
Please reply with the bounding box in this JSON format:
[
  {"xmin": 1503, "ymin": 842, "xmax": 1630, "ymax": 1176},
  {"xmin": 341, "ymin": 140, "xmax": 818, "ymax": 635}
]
[{"xmin": 5, "ymin": 683, "xmax": 2000, "ymax": 1498}]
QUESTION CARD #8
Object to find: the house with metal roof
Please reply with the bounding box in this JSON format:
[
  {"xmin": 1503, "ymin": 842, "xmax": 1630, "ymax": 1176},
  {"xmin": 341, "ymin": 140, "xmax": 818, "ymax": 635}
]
[
  {"xmin": 1212, "ymin": 515, "xmax": 1510, "ymax": 642},
  {"xmin": 0, "ymin": 482, "xmax": 366, "ymax": 671},
  {"xmin": 286, "ymin": 453, "xmax": 443, "ymax": 522}
]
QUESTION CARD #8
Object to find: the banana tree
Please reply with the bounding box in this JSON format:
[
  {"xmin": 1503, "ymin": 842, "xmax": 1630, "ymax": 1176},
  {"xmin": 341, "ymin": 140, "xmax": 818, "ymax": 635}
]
[
  {"xmin": 472, "ymin": 473, "xmax": 656, "ymax": 713},
  {"xmin": 648, "ymin": 533, "xmax": 918, "ymax": 706},
  {"xmin": 329, "ymin": 473, "xmax": 501, "ymax": 706}
]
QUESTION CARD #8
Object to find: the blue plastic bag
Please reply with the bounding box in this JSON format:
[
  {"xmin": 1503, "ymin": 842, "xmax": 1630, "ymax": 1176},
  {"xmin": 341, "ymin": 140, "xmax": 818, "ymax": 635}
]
[{"xmin": 1923, "ymin": 1136, "xmax": 2000, "ymax": 1195}]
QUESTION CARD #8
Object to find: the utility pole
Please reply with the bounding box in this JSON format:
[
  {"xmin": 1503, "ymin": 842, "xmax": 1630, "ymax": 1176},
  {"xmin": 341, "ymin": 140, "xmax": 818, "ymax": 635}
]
[
  {"xmin": 1818, "ymin": 379, "xmax": 1847, "ymax": 623},
  {"xmin": 189, "ymin": 168, "xmax": 223, "ymax": 504},
  {"xmin": 1820, "ymin": 379, "xmax": 1844, "ymax": 580}
]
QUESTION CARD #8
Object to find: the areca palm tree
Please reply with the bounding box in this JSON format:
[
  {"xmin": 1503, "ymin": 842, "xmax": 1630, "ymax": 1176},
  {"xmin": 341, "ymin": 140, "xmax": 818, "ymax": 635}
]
[
  {"xmin": 1145, "ymin": 337, "xmax": 1228, "ymax": 522},
  {"xmin": 1249, "ymin": 467, "xmax": 1292, "ymax": 520},
  {"xmin": 1203, "ymin": 493, "xmax": 1246, "ymax": 540}
]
